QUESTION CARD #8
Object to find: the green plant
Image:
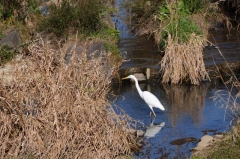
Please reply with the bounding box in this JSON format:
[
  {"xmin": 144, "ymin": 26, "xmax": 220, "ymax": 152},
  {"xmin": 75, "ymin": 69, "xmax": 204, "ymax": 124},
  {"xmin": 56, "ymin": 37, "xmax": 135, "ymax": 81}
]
[
  {"xmin": 162, "ymin": 17, "xmax": 202, "ymax": 44},
  {"xmin": 158, "ymin": 1, "xmax": 209, "ymax": 85},
  {"xmin": 129, "ymin": 0, "xmax": 164, "ymax": 19},
  {"xmin": 39, "ymin": 0, "xmax": 105, "ymax": 37},
  {"xmin": 27, "ymin": 0, "xmax": 40, "ymax": 15},
  {"xmin": 89, "ymin": 25, "xmax": 121, "ymax": 62},
  {"xmin": 0, "ymin": 45, "xmax": 17, "ymax": 65},
  {"xmin": 39, "ymin": 0, "xmax": 72, "ymax": 37},
  {"xmin": 158, "ymin": 0, "xmax": 203, "ymax": 46},
  {"xmin": 27, "ymin": 153, "xmax": 34, "ymax": 159},
  {"xmin": 96, "ymin": 25, "xmax": 120, "ymax": 42},
  {"xmin": 0, "ymin": 30, "xmax": 4, "ymax": 38},
  {"xmin": 208, "ymin": 135, "xmax": 240, "ymax": 158},
  {"xmin": 0, "ymin": 0, "xmax": 21, "ymax": 21},
  {"xmin": 0, "ymin": 0, "xmax": 40, "ymax": 23},
  {"xmin": 183, "ymin": 0, "xmax": 204, "ymax": 14}
]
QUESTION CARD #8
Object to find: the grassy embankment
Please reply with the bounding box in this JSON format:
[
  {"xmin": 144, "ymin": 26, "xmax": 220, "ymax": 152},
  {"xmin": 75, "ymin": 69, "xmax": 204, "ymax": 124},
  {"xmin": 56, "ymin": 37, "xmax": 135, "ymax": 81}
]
[{"xmin": 0, "ymin": 0, "xmax": 140, "ymax": 158}]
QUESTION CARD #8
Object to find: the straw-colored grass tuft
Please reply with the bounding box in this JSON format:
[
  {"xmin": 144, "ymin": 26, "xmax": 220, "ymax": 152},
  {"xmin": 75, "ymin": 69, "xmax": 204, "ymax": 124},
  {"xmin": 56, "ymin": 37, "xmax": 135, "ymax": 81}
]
[
  {"xmin": 0, "ymin": 39, "xmax": 137, "ymax": 158},
  {"xmin": 160, "ymin": 33, "xmax": 210, "ymax": 85}
]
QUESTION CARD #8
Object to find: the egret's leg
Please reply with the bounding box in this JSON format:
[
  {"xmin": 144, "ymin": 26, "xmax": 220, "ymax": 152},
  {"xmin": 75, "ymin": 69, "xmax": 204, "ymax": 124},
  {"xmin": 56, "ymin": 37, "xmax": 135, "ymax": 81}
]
[
  {"xmin": 152, "ymin": 110, "xmax": 156, "ymax": 117},
  {"xmin": 149, "ymin": 106, "xmax": 156, "ymax": 117}
]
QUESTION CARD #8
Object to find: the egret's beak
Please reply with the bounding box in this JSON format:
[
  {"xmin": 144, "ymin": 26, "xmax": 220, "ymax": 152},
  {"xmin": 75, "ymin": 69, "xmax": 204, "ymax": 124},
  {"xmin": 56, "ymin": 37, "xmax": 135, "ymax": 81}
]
[{"xmin": 121, "ymin": 76, "xmax": 129, "ymax": 80}]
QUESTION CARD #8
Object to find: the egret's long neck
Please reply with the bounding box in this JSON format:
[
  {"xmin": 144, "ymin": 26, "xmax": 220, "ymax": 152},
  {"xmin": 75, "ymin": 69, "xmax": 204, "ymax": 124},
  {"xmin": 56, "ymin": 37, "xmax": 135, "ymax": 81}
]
[{"xmin": 132, "ymin": 76, "xmax": 143, "ymax": 98}]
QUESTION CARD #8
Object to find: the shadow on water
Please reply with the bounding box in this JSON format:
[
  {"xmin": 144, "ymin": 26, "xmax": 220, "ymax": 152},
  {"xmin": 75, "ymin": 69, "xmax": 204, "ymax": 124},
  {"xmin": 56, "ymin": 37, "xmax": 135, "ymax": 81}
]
[{"xmin": 109, "ymin": 82, "xmax": 233, "ymax": 158}]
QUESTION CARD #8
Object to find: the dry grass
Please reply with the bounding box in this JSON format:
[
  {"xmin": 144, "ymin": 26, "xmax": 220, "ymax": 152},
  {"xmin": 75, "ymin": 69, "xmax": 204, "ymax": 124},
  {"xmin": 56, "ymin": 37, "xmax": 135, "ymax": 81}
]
[
  {"xmin": 160, "ymin": 33, "xmax": 210, "ymax": 85},
  {"xmin": 0, "ymin": 39, "xmax": 138, "ymax": 158}
]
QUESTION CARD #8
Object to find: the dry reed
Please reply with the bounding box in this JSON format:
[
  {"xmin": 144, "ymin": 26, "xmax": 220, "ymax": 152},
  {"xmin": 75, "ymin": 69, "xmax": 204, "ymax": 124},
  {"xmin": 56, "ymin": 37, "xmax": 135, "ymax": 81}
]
[
  {"xmin": 0, "ymin": 39, "xmax": 137, "ymax": 158},
  {"xmin": 160, "ymin": 33, "xmax": 210, "ymax": 85}
]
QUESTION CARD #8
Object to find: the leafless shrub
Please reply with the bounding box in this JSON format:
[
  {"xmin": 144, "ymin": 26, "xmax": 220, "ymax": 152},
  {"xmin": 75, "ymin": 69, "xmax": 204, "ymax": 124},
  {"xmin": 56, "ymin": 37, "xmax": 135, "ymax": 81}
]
[
  {"xmin": 208, "ymin": 40, "xmax": 240, "ymax": 150},
  {"xmin": 160, "ymin": 33, "xmax": 210, "ymax": 85},
  {"xmin": 0, "ymin": 39, "xmax": 138, "ymax": 158}
]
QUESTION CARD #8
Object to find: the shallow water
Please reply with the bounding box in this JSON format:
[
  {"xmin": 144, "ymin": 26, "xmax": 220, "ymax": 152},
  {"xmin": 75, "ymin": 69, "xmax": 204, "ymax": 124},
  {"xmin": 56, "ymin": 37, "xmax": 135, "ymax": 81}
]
[{"xmin": 109, "ymin": 82, "xmax": 234, "ymax": 158}]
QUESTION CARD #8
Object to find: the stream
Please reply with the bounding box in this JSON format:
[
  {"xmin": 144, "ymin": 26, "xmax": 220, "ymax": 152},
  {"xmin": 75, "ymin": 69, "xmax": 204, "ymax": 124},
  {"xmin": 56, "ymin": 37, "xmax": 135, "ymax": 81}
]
[
  {"xmin": 109, "ymin": 0, "xmax": 239, "ymax": 158},
  {"xmin": 110, "ymin": 81, "xmax": 234, "ymax": 158}
]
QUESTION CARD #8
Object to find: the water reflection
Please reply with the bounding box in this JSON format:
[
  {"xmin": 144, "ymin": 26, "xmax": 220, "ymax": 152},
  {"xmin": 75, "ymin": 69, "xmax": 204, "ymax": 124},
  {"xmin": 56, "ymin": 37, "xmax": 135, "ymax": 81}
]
[
  {"xmin": 163, "ymin": 84, "xmax": 210, "ymax": 127},
  {"xmin": 110, "ymin": 81, "xmax": 232, "ymax": 158},
  {"xmin": 144, "ymin": 117, "xmax": 165, "ymax": 139}
]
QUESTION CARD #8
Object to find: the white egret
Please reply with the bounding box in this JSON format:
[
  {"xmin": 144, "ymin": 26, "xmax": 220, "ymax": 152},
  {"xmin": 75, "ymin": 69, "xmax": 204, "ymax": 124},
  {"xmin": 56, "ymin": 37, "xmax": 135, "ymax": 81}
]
[{"xmin": 122, "ymin": 75, "xmax": 165, "ymax": 116}]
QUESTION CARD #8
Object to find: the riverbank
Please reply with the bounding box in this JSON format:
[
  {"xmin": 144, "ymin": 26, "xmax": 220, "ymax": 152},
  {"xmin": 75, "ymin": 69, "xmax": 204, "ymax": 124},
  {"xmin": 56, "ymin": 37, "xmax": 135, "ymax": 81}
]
[
  {"xmin": 0, "ymin": 1, "xmax": 144, "ymax": 158},
  {"xmin": 191, "ymin": 119, "xmax": 240, "ymax": 158}
]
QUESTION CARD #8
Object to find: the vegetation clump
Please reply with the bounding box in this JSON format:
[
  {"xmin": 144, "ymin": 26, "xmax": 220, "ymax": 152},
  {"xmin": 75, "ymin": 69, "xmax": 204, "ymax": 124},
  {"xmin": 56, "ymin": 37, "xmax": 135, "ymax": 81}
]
[
  {"xmin": 0, "ymin": 45, "xmax": 17, "ymax": 65},
  {"xmin": 0, "ymin": 40, "xmax": 138, "ymax": 158},
  {"xmin": 129, "ymin": 0, "xmax": 213, "ymax": 85},
  {"xmin": 157, "ymin": 0, "xmax": 209, "ymax": 85},
  {"xmin": 39, "ymin": 0, "xmax": 105, "ymax": 37},
  {"xmin": 0, "ymin": 0, "xmax": 40, "ymax": 24}
]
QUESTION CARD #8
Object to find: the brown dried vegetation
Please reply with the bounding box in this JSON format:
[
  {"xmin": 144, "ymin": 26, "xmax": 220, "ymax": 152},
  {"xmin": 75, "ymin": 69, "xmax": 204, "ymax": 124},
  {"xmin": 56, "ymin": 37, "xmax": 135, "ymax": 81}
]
[
  {"xmin": 0, "ymin": 40, "xmax": 137, "ymax": 158},
  {"xmin": 160, "ymin": 33, "xmax": 209, "ymax": 85}
]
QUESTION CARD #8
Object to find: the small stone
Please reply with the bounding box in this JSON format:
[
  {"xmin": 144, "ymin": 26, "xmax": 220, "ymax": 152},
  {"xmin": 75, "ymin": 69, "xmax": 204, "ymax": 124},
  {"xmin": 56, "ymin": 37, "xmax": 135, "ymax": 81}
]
[
  {"xmin": 197, "ymin": 140, "xmax": 210, "ymax": 148},
  {"xmin": 136, "ymin": 130, "xmax": 144, "ymax": 137},
  {"xmin": 194, "ymin": 135, "xmax": 213, "ymax": 149},
  {"xmin": 201, "ymin": 135, "xmax": 213, "ymax": 143}
]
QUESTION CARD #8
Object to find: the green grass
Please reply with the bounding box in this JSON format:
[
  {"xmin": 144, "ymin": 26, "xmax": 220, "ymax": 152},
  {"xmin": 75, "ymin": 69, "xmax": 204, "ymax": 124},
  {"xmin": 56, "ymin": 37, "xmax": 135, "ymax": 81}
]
[
  {"xmin": 39, "ymin": 0, "xmax": 104, "ymax": 37},
  {"xmin": 191, "ymin": 124, "xmax": 240, "ymax": 159},
  {"xmin": 90, "ymin": 25, "xmax": 122, "ymax": 62},
  {"xmin": 208, "ymin": 137, "xmax": 240, "ymax": 159},
  {"xmin": 0, "ymin": 45, "xmax": 17, "ymax": 65},
  {"xmin": 164, "ymin": 17, "xmax": 202, "ymax": 43},
  {"xmin": 158, "ymin": 0, "xmax": 203, "ymax": 48}
]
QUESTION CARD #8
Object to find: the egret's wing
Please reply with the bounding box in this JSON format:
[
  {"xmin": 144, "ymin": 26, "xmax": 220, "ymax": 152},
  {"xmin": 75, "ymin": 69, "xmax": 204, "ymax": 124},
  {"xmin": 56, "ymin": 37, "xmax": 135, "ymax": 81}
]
[{"xmin": 142, "ymin": 91, "xmax": 165, "ymax": 111}]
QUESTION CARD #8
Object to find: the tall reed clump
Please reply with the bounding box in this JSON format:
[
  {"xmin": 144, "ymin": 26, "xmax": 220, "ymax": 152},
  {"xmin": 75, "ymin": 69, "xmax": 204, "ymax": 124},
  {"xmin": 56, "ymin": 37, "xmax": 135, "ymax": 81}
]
[
  {"xmin": 128, "ymin": 0, "xmax": 210, "ymax": 85},
  {"xmin": 160, "ymin": 33, "xmax": 209, "ymax": 85},
  {"xmin": 157, "ymin": 0, "xmax": 210, "ymax": 85},
  {"xmin": 0, "ymin": 39, "xmax": 137, "ymax": 158}
]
